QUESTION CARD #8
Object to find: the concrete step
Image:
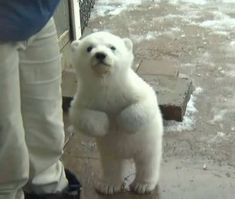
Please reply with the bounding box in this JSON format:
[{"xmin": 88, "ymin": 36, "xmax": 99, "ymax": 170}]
[
  {"xmin": 137, "ymin": 59, "xmax": 179, "ymax": 77},
  {"xmin": 141, "ymin": 75, "xmax": 193, "ymax": 121}
]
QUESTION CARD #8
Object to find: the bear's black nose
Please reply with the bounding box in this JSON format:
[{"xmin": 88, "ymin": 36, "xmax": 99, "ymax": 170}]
[{"xmin": 95, "ymin": 52, "xmax": 106, "ymax": 61}]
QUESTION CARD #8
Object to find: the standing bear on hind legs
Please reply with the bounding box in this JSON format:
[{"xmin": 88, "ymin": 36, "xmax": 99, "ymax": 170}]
[{"xmin": 69, "ymin": 31, "xmax": 163, "ymax": 195}]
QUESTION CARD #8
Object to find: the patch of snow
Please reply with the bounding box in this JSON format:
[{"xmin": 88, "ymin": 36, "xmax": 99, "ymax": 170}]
[
  {"xmin": 223, "ymin": 66, "xmax": 235, "ymax": 77},
  {"xmin": 217, "ymin": 131, "xmax": 226, "ymax": 137},
  {"xmin": 157, "ymin": 14, "xmax": 183, "ymax": 21},
  {"xmin": 130, "ymin": 31, "xmax": 161, "ymax": 43},
  {"xmin": 221, "ymin": 0, "xmax": 235, "ymax": 3},
  {"xmin": 196, "ymin": 51, "xmax": 215, "ymax": 67},
  {"xmin": 168, "ymin": 0, "xmax": 208, "ymax": 5},
  {"xmin": 226, "ymin": 41, "xmax": 235, "ymax": 58},
  {"xmin": 91, "ymin": 5, "xmax": 125, "ymax": 17},
  {"xmin": 199, "ymin": 11, "xmax": 235, "ymax": 32},
  {"xmin": 194, "ymin": 87, "xmax": 203, "ymax": 95},
  {"xmin": 209, "ymin": 31, "xmax": 230, "ymax": 36},
  {"xmin": 156, "ymin": 13, "xmax": 198, "ymax": 26},
  {"xmin": 98, "ymin": 0, "xmax": 142, "ymax": 3},
  {"xmin": 168, "ymin": 0, "xmax": 235, "ymax": 5},
  {"xmin": 165, "ymin": 87, "xmax": 203, "ymax": 132},
  {"xmin": 130, "ymin": 28, "xmax": 181, "ymax": 43},
  {"xmin": 171, "ymin": 27, "xmax": 181, "ymax": 32},
  {"xmin": 91, "ymin": 0, "xmax": 144, "ymax": 18},
  {"xmin": 92, "ymin": 0, "xmax": 235, "ymax": 18},
  {"xmin": 229, "ymin": 41, "xmax": 235, "ymax": 49},
  {"xmin": 209, "ymin": 109, "xmax": 228, "ymax": 124},
  {"xmin": 182, "ymin": 63, "xmax": 196, "ymax": 68},
  {"xmin": 208, "ymin": 131, "xmax": 228, "ymax": 144},
  {"xmin": 209, "ymin": 93, "xmax": 235, "ymax": 126},
  {"xmin": 203, "ymin": 163, "xmax": 207, "ymax": 170}
]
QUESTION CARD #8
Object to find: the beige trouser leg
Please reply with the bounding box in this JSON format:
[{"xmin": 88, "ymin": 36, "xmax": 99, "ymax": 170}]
[
  {"xmin": 0, "ymin": 43, "xmax": 29, "ymax": 199},
  {"xmin": 0, "ymin": 18, "xmax": 68, "ymax": 199}
]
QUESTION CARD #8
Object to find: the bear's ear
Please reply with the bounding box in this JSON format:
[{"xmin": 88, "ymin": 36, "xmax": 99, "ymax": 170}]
[
  {"xmin": 123, "ymin": 38, "xmax": 133, "ymax": 51},
  {"xmin": 71, "ymin": 40, "xmax": 80, "ymax": 51}
]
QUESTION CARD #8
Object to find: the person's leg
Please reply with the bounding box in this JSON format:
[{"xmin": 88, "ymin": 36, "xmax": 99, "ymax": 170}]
[
  {"xmin": 0, "ymin": 42, "xmax": 29, "ymax": 199},
  {"xmin": 19, "ymin": 18, "xmax": 68, "ymax": 194}
]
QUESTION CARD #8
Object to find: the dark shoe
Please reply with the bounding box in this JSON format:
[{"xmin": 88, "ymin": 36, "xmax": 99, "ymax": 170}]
[{"xmin": 24, "ymin": 169, "xmax": 81, "ymax": 199}]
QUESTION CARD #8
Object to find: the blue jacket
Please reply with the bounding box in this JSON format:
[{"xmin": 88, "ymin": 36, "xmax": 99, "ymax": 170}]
[{"xmin": 0, "ymin": 0, "xmax": 60, "ymax": 41}]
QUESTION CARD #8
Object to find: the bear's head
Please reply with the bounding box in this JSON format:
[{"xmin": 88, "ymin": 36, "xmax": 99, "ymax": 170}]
[{"xmin": 71, "ymin": 32, "xmax": 134, "ymax": 79}]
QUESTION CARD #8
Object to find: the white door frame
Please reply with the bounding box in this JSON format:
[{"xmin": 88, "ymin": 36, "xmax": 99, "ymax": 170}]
[{"xmin": 70, "ymin": 0, "xmax": 82, "ymax": 40}]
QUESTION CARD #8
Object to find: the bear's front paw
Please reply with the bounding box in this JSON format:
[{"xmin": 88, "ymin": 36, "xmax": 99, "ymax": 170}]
[
  {"xmin": 116, "ymin": 113, "xmax": 140, "ymax": 134},
  {"xmin": 73, "ymin": 110, "xmax": 109, "ymax": 137},
  {"xmin": 116, "ymin": 103, "xmax": 152, "ymax": 134},
  {"xmin": 130, "ymin": 181, "xmax": 157, "ymax": 194},
  {"xmin": 95, "ymin": 179, "xmax": 123, "ymax": 195},
  {"xmin": 88, "ymin": 112, "xmax": 109, "ymax": 136}
]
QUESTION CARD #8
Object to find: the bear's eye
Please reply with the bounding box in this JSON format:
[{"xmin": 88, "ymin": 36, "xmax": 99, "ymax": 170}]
[
  {"xmin": 86, "ymin": 46, "xmax": 93, "ymax": 52},
  {"xmin": 110, "ymin": 46, "xmax": 116, "ymax": 51}
]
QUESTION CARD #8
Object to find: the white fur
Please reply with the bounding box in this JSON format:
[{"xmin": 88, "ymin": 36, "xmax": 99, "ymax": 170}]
[{"xmin": 69, "ymin": 32, "xmax": 163, "ymax": 195}]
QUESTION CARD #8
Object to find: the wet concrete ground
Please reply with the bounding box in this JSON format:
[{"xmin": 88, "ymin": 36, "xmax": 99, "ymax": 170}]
[{"xmin": 62, "ymin": 0, "xmax": 235, "ymax": 198}]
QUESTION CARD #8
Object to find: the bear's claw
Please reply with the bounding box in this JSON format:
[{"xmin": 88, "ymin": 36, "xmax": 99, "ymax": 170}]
[
  {"xmin": 130, "ymin": 181, "xmax": 156, "ymax": 194},
  {"xmin": 95, "ymin": 180, "xmax": 123, "ymax": 195}
]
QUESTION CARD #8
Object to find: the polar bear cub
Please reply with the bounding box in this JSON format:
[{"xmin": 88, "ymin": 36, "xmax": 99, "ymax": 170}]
[{"xmin": 69, "ymin": 32, "xmax": 163, "ymax": 195}]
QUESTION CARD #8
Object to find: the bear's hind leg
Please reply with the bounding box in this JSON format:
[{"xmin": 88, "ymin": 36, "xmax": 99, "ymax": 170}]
[
  {"xmin": 95, "ymin": 157, "xmax": 128, "ymax": 195},
  {"xmin": 130, "ymin": 147, "xmax": 162, "ymax": 194}
]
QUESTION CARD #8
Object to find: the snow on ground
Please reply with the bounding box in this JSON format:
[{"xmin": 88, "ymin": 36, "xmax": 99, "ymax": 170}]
[
  {"xmin": 91, "ymin": 0, "xmax": 235, "ymax": 37},
  {"xmin": 130, "ymin": 27, "xmax": 181, "ymax": 43},
  {"xmin": 199, "ymin": 11, "xmax": 235, "ymax": 32},
  {"xmin": 90, "ymin": 0, "xmax": 143, "ymax": 18},
  {"xmin": 130, "ymin": 31, "xmax": 161, "ymax": 43},
  {"xmin": 168, "ymin": 0, "xmax": 235, "ymax": 5}
]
